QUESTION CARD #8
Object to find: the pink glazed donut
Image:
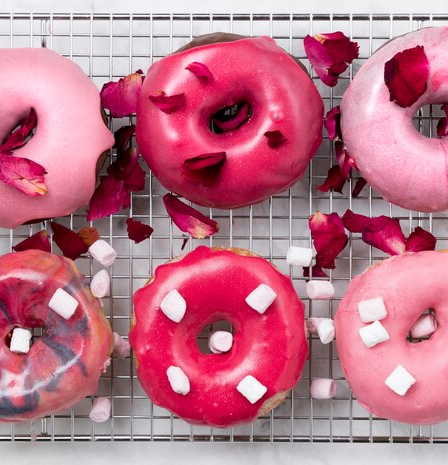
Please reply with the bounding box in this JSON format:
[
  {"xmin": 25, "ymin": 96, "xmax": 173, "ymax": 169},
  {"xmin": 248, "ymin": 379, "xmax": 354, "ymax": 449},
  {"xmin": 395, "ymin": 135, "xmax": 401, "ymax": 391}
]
[
  {"xmin": 136, "ymin": 33, "xmax": 323, "ymax": 210},
  {"xmin": 341, "ymin": 27, "xmax": 448, "ymax": 212},
  {"xmin": 0, "ymin": 48, "xmax": 114, "ymax": 228},
  {"xmin": 335, "ymin": 251, "xmax": 448, "ymax": 425}
]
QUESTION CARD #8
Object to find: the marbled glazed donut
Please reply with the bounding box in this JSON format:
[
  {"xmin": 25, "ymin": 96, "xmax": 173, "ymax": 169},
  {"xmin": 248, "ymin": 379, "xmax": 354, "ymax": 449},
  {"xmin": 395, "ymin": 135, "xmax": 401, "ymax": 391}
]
[
  {"xmin": 335, "ymin": 251, "xmax": 448, "ymax": 425},
  {"xmin": 129, "ymin": 246, "xmax": 308, "ymax": 428},
  {"xmin": 0, "ymin": 250, "xmax": 112, "ymax": 422},
  {"xmin": 136, "ymin": 33, "xmax": 323, "ymax": 209},
  {"xmin": 341, "ymin": 27, "xmax": 448, "ymax": 212},
  {"xmin": 0, "ymin": 48, "xmax": 114, "ymax": 228}
]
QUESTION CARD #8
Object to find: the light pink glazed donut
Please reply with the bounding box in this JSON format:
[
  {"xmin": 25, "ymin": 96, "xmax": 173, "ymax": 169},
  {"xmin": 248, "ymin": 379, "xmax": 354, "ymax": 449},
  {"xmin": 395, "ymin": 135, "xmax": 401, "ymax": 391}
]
[
  {"xmin": 335, "ymin": 251, "xmax": 448, "ymax": 425},
  {"xmin": 341, "ymin": 27, "xmax": 448, "ymax": 212},
  {"xmin": 0, "ymin": 48, "xmax": 114, "ymax": 228},
  {"xmin": 136, "ymin": 33, "xmax": 323, "ymax": 210}
]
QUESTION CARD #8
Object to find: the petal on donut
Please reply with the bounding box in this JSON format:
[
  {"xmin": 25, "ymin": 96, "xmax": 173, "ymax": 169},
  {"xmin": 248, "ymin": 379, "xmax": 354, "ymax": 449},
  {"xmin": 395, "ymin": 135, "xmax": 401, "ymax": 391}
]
[
  {"xmin": 50, "ymin": 222, "xmax": 89, "ymax": 261},
  {"xmin": 309, "ymin": 211, "xmax": 348, "ymax": 269},
  {"xmin": 87, "ymin": 176, "xmax": 130, "ymax": 222},
  {"xmin": 264, "ymin": 130, "xmax": 287, "ymax": 148},
  {"xmin": 335, "ymin": 141, "xmax": 356, "ymax": 178},
  {"xmin": 0, "ymin": 154, "xmax": 47, "ymax": 196},
  {"xmin": 352, "ymin": 177, "xmax": 368, "ymax": 198},
  {"xmin": 324, "ymin": 106, "xmax": 341, "ymax": 141},
  {"xmin": 100, "ymin": 70, "xmax": 144, "ymax": 118},
  {"xmin": 148, "ymin": 91, "xmax": 186, "ymax": 114},
  {"xmin": 182, "ymin": 152, "xmax": 226, "ymax": 185},
  {"xmin": 126, "ymin": 218, "xmax": 154, "ymax": 244},
  {"xmin": 0, "ymin": 107, "xmax": 37, "ymax": 153},
  {"xmin": 342, "ymin": 209, "xmax": 371, "ymax": 233},
  {"xmin": 186, "ymin": 62, "xmax": 213, "ymax": 81},
  {"xmin": 362, "ymin": 216, "xmax": 406, "ymax": 255},
  {"xmin": 13, "ymin": 230, "xmax": 51, "ymax": 253},
  {"xmin": 114, "ymin": 124, "xmax": 136, "ymax": 157},
  {"xmin": 405, "ymin": 226, "xmax": 436, "ymax": 252},
  {"xmin": 384, "ymin": 45, "xmax": 429, "ymax": 108},
  {"xmin": 163, "ymin": 193, "xmax": 219, "ymax": 239},
  {"xmin": 317, "ymin": 165, "xmax": 347, "ymax": 194}
]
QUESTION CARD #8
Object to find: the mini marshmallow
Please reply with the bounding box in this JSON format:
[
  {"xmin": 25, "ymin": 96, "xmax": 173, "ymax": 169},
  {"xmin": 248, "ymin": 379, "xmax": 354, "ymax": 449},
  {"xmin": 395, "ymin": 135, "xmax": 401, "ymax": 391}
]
[
  {"xmin": 89, "ymin": 239, "xmax": 117, "ymax": 267},
  {"xmin": 385, "ymin": 365, "xmax": 416, "ymax": 396},
  {"xmin": 410, "ymin": 313, "xmax": 438, "ymax": 339},
  {"xmin": 310, "ymin": 378, "xmax": 337, "ymax": 399},
  {"xmin": 245, "ymin": 284, "xmax": 277, "ymax": 314},
  {"xmin": 315, "ymin": 318, "xmax": 335, "ymax": 344},
  {"xmin": 306, "ymin": 317, "xmax": 325, "ymax": 335},
  {"xmin": 208, "ymin": 331, "xmax": 233, "ymax": 354},
  {"xmin": 286, "ymin": 246, "xmax": 313, "ymax": 267},
  {"xmin": 357, "ymin": 296, "xmax": 387, "ymax": 323},
  {"xmin": 359, "ymin": 320, "xmax": 390, "ymax": 348},
  {"xmin": 236, "ymin": 375, "xmax": 267, "ymax": 404},
  {"xmin": 160, "ymin": 289, "xmax": 186, "ymax": 323},
  {"xmin": 89, "ymin": 397, "xmax": 111, "ymax": 423},
  {"xmin": 112, "ymin": 332, "xmax": 131, "ymax": 358},
  {"xmin": 49, "ymin": 288, "xmax": 78, "ymax": 319},
  {"xmin": 166, "ymin": 366, "xmax": 190, "ymax": 395},
  {"xmin": 10, "ymin": 328, "xmax": 32, "ymax": 354},
  {"xmin": 306, "ymin": 280, "xmax": 335, "ymax": 300},
  {"xmin": 90, "ymin": 269, "xmax": 110, "ymax": 298}
]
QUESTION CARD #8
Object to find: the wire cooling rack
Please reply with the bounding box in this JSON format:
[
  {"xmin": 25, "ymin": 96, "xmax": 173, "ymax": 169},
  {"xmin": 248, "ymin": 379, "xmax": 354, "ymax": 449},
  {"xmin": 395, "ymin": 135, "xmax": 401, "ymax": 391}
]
[{"xmin": 1, "ymin": 12, "xmax": 448, "ymax": 443}]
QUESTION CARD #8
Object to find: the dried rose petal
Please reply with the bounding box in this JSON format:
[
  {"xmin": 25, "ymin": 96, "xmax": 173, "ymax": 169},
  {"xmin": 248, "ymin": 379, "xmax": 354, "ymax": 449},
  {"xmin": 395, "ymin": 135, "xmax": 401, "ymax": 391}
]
[
  {"xmin": 0, "ymin": 154, "xmax": 47, "ymax": 196},
  {"xmin": 405, "ymin": 226, "xmax": 436, "ymax": 252},
  {"xmin": 100, "ymin": 70, "xmax": 144, "ymax": 118},
  {"xmin": 186, "ymin": 62, "xmax": 213, "ymax": 81},
  {"xmin": 124, "ymin": 162, "xmax": 146, "ymax": 192},
  {"xmin": 114, "ymin": 125, "xmax": 135, "ymax": 158},
  {"xmin": 108, "ymin": 147, "xmax": 140, "ymax": 180},
  {"xmin": 163, "ymin": 193, "xmax": 219, "ymax": 239},
  {"xmin": 264, "ymin": 130, "xmax": 287, "ymax": 149},
  {"xmin": 342, "ymin": 209, "xmax": 371, "ymax": 233},
  {"xmin": 126, "ymin": 218, "xmax": 154, "ymax": 244},
  {"xmin": 317, "ymin": 165, "xmax": 347, "ymax": 194},
  {"xmin": 335, "ymin": 141, "xmax": 356, "ymax": 178},
  {"xmin": 384, "ymin": 45, "xmax": 429, "ymax": 108},
  {"xmin": 78, "ymin": 227, "xmax": 100, "ymax": 247},
  {"xmin": 182, "ymin": 152, "xmax": 226, "ymax": 185},
  {"xmin": 87, "ymin": 176, "xmax": 130, "ymax": 222},
  {"xmin": 309, "ymin": 211, "xmax": 348, "ymax": 269},
  {"xmin": 51, "ymin": 222, "xmax": 88, "ymax": 261},
  {"xmin": 302, "ymin": 265, "xmax": 329, "ymax": 279},
  {"xmin": 0, "ymin": 108, "xmax": 37, "ymax": 153},
  {"xmin": 352, "ymin": 177, "xmax": 367, "ymax": 198},
  {"xmin": 324, "ymin": 106, "xmax": 341, "ymax": 141},
  {"xmin": 13, "ymin": 230, "xmax": 51, "ymax": 253},
  {"xmin": 362, "ymin": 216, "xmax": 406, "ymax": 255},
  {"xmin": 149, "ymin": 91, "xmax": 186, "ymax": 114}
]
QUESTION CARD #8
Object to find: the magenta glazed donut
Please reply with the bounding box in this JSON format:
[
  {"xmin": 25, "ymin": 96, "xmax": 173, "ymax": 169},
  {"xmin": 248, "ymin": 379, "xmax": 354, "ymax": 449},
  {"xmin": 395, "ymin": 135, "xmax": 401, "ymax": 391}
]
[
  {"xmin": 335, "ymin": 251, "xmax": 448, "ymax": 425},
  {"xmin": 136, "ymin": 33, "xmax": 323, "ymax": 210}
]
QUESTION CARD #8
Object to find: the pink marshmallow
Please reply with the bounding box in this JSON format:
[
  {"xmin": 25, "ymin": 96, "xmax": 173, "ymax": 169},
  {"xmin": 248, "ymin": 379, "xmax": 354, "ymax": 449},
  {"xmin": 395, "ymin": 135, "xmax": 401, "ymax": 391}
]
[
  {"xmin": 306, "ymin": 280, "xmax": 335, "ymax": 300},
  {"xmin": 410, "ymin": 313, "xmax": 438, "ymax": 339},
  {"xmin": 112, "ymin": 332, "xmax": 131, "ymax": 358},
  {"xmin": 310, "ymin": 378, "xmax": 337, "ymax": 399},
  {"xmin": 306, "ymin": 317, "xmax": 335, "ymax": 344},
  {"xmin": 89, "ymin": 397, "xmax": 111, "ymax": 423}
]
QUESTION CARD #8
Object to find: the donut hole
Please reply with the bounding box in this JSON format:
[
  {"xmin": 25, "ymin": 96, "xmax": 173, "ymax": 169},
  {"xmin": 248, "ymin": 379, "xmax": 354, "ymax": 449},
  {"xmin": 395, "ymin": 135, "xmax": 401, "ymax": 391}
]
[
  {"xmin": 196, "ymin": 319, "xmax": 234, "ymax": 354},
  {"xmin": 209, "ymin": 101, "xmax": 252, "ymax": 134},
  {"xmin": 412, "ymin": 104, "xmax": 447, "ymax": 138},
  {"xmin": 4, "ymin": 323, "xmax": 45, "ymax": 352},
  {"xmin": 407, "ymin": 308, "xmax": 438, "ymax": 343}
]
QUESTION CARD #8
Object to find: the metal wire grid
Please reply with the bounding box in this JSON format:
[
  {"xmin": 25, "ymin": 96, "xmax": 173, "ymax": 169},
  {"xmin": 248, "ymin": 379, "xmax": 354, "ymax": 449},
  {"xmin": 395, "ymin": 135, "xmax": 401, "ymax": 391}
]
[{"xmin": 0, "ymin": 12, "xmax": 447, "ymax": 443}]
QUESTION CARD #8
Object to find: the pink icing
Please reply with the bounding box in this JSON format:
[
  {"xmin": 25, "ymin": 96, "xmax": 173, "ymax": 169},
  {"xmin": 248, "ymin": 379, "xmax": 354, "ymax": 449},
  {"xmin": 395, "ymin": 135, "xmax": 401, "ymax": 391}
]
[
  {"xmin": 341, "ymin": 27, "xmax": 448, "ymax": 213},
  {"xmin": 136, "ymin": 36, "xmax": 323, "ymax": 209},
  {"xmin": 0, "ymin": 48, "xmax": 114, "ymax": 228}
]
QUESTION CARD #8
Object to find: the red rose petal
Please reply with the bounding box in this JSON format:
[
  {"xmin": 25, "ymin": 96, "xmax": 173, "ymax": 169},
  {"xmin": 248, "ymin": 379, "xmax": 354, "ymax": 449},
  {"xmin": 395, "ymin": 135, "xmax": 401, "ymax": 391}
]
[
  {"xmin": 149, "ymin": 91, "xmax": 186, "ymax": 114},
  {"xmin": 302, "ymin": 265, "xmax": 329, "ymax": 279},
  {"xmin": 100, "ymin": 70, "xmax": 144, "ymax": 118},
  {"xmin": 0, "ymin": 108, "xmax": 37, "ymax": 153},
  {"xmin": 264, "ymin": 130, "xmax": 287, "ymax": 148},
  {"xmin": 362, "ymin": 216, "xmax": 406, "ymax": 255},
  {"xmin": 0, "ymin": 153, "xmax": 47, "ymax": 196},
  {"xmin": 87, "ymin": 176, "xmax": 130, "ymax": 222},
  {"xmin": 324, "ymin": 106, "xmax": 341, "ymax": 141},
  {"xmin": 114, "ymin": 125, "xmax": 135, "ymax": 158},
  {"xmin": 342, "ymin": 209, "xmax": 371, "ymax": 233},
  {"xmin": 316, "ymin": 32, "xmax": 360, "ymax": 63},
  {"xmin": 123, "ymin": 162, "xmax": 146, "ymax": 192},
  {"xmin": 51, "ymin": 222, "xmax": 88, "ymax": 261},
  {"xmin": 352, "ymin": 177, "xmax": 367, "ymax": 198},
  {"xmin": 182, "ymin": 152, "xmax": 226, "ymax": 185},
  {"xmin": 108, "ymin": 147, "xmax": 140, "ymax": 180},
  {"xmin": 309, "ymin": 211, "xmax": 348, "ymax": 269},
  {"xmin": 186, "ymin": 62, "xmax": 213, "ymax": 81},
  {"xmin": 317, "ymin": 165, "xmax": 347, "ymax": 194},
  {"xmin": 335, "ymin": 141, "xmax": 356, "ymax": 178},
  {"xmin": 13, "ymin": 230, "xmax": 51, "ymax": 253},
  {"xmin": 163, "ymin": 193, "xmax": 219, "ymax": 239},
  {"xmin": 405, "ymin": 226, "xmax": 436, "ymax": 252},
  {"xmin": 126, "ymin": 218, "xmax": 154, "ymax": 244},
  {"xmin": 436, "ymin": 104, "xmax": 448, "ymax": 138},
  {"xmin": 384, "ymin": 45, "xmax": 429, "ymax": 108}
]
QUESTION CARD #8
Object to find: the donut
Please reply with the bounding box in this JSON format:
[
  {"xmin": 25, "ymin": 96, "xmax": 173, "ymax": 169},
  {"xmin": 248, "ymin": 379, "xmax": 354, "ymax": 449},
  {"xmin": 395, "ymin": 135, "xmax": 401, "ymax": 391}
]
[
  {"xmin": 129, "ymin": 246, "xmax": 308, "ymax": 427},
  {"xmin": 136, "ymin": 33, "xmax": 323, "ymax": 210},
  {"xmin": 341, "ymin": 27, "xmax": 448, "ymax": 212},
  {"xmin": 0, "ymin": 48, "xmax": 114, "ymax": 228},
  {"xmin": 335, "ymin": 251, "xmax": 448, "ymax": 425},
  {"xmin": 0, "ymin": 250, "xmax": 112, "ymax": 422}
]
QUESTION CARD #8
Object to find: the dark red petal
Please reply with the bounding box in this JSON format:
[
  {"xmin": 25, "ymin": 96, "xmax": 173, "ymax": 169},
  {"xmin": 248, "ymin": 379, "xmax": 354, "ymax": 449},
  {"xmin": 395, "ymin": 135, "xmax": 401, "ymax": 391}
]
[
  {"xmin": 108, "ymin": 147, "xmax": 140, "ymax": 180},
  {"xmin": 316, "ymin": 32, "xmax": 359, "ymax": 64},
  {"xmin": 51, "ymin": 222, "xmax": 88, "ymax": 261},
  {"xmin": 362, "ymin": 216, "xmax": 406, "ymax": 255},
  {"xmin": 324, "ymin": 106, "xmax": 341, "ymax": 141},
  {"xmin": 186, "ymin": 62, "xmax": 213, "ymax": 81},
  {"xmin": 114, "ymin": 125, "xmax": 135, "ymax": 157},
  {"xmin": 182, "ymin": 152, "xmax": 226, "ymax": 185},
  {"xmin": 317, "ymin": 165, "xmax": 347, "ymax": 194},
  {"xmin": 87, "ymin": 176, "xmax": 130, "ymax": 222},
  {"xmin": 352, "ymin": 177, "xmax": 368, "ymax": 198},
  {"xmin": 437, "ymin": 117, "xmax": 448, "ymax": 138},
  {"xmin": 126, "ymin": 218, "xmax": 154, "ymax": 244},
  {"xmin": 124, "ymin": 162, "xmax": 146, "ymax": 192},
  {"xmin": 302, "ymin": 264, "xmax": 329, "ymax": 279},
  {"xmin": 212, "ymin": 103, "xmax": 250, "ymax": 132},
  {"xmin": 13, "ymin": 230, "xmax": 51, "ymax": 253},
  {"xmin": 181, "ymin": 236, "xmax": 189, "ymax": 250},
  {"xmin": 342, "ymin": 209, "xmax": 371, "ymax": 233},
  {"xmin": 264, "ymin": 130, "xmax": 287, "ymax": 149},
  {"xmin": 163, "ymin": 193, "xmax": 219, "ymax": 239},
  {"xmin": 0, "ymin": 108, "xmax": 37, "ymax": 153},
  {"xmin": 384, "ymin": 45, "xmax": 429, "ymax": 108},
  {"xmin": 304, "ymin": 35, "xmax": 338, "ymax": 87},
  {"xmin": 405, "ymin": 226, "xmax": 436, "ymax": 252},
  {"xmin": 335, "ymin": 141, "xmax": 356, "ymax": 178},
  {"xmin": 149, "ymin": 91, "xmax": 186, "ymax": 114}
]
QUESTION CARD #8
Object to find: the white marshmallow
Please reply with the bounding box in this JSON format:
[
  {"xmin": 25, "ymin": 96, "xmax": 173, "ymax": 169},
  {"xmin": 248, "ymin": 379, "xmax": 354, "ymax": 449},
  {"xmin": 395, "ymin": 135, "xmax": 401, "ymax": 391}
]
[
  {"xmin": 10, "ymin": 328, "xmax": 32, "ymax": 354},
  {"xmin": 112, "ymin": 332, "xmax": 131, "ymax": 358},
  {"xmin": 49, "ymin": 288, "xmax": 78, "ymax": 319},
  {"xmin": 160, "ymin": 290, "xmax": 186, "ymax": 323},
  {"xmin": 166, "ymin": 366, "xmax": 190, "ymax": 395},
  {"xmin": 89, "ymin": 239, "xmax": 117, "ymax": 267},
  {"xmin": 359, "ymin": 320, "xmax": 390, "ymax": 348},
  {"xmin": 316, "ymin": 318, "xmax": 336, "ymax": 344},
  {"xmin": 286, "ymin": 246, "xmax": 313, "ymax": 267},
  {"xmin": 410, "ymin": 313, "xmax": 438, "ymax": 339},
  {"xmin": 245, "ymin": 284, "xmax": 277, "ymax": 314},
  {"xmin": 90, "ymin": 269, "xmax": 110, "ymax": 298},
  {"xmin": 357, "ymin": 297, "xmax": 387, "ymax": 323},
  {"xmin": 310, "ymin": 378, "xmax": 337, "ymax": 399},
  {"xmin": 89, "ymin": 397, "xmax": 111, "ymax": 423},
  {"xmin": 385, "ymin": 365, "xmax": 416, "ymax": 396},
  {"xmin": 236, "ymin": 375, "xmax": 267, "ymax": 404},
  {"xmin": 306, "ymin": 280, "xmax": 335, "ymax": 300},
  {"xmin": 208, "ymin": 331, "xmax": 233, "ymax": 354}
]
